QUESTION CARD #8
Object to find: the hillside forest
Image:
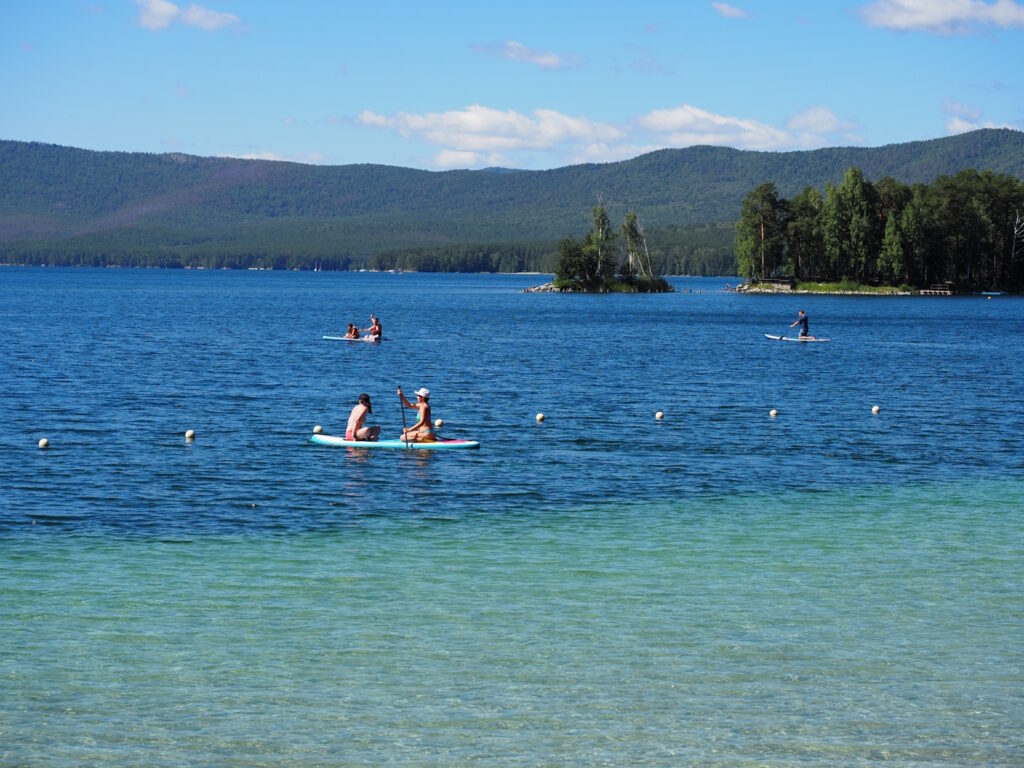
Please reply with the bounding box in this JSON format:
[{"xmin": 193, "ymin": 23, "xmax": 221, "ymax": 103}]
[{"xmin": 2, "ymin": 131, "xmax": 1024, "ymax": 282}]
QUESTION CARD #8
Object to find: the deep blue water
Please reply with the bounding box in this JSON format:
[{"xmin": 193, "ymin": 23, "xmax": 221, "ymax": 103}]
[
  {"xmin": 3, "ymin": 268, "xmax": 1021, "ymax": 530},
  {"xmin": 1, "ymin": 268, "xmax": 1022, "ymax": 766}
]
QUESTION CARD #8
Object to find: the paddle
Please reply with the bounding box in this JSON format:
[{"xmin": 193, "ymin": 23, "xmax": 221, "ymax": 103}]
[{"xmin": 398, "ymin": 388, "xmax": 410, "ymax": 448}]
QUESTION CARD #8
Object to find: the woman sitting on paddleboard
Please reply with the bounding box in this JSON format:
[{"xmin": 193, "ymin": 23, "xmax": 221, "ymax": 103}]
[
  {"xmin": 344, "ymin": 323, "xmax": 360, "ymax": 339},
  {"xmin": 398, "ymin": 386, "xmax": 435, "ymax": 443},
  {"xmin": 345, "ymin": 393, "xmax": 380, "ymax": 441}
]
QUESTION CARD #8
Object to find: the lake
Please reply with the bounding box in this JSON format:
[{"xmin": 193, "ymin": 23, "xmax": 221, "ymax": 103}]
[{"xmin": 2, "ymin": 268, "xmax": 1022, "ymax": 766}]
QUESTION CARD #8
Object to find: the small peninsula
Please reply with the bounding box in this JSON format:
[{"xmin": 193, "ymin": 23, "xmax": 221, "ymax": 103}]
[{"xmin": 733, "ymin": 166, "xmax": 1024, "ymax": 294}]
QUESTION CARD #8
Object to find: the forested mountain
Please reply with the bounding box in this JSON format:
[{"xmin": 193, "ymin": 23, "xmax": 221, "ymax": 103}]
[{"xmin": 2, "ymin": 129, "xmax": 1022, "ymax": 272}]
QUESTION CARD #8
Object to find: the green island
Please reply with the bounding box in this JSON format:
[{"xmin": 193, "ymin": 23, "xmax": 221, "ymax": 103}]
[
  {"xmin": 734, "ymin": 167, "xmax": 1024, "ymax": 294},
  {"xmin": 534, "ymin": 203, "xmax": 672, "ymax": 293}
]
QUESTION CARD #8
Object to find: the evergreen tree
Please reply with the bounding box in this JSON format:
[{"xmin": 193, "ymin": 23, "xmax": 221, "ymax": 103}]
[
  {"xmin": 878, "ymin": 211, "xmax": 905, "ymax": 284},
  {"xmin": 554, "ymin": 237, "xmax": 584, "ymax": 285},
  {"xmin": 735, "ymin": 183, "xmax": 785, "ymax": 279},
  {"xmin": 784, "ymin": 186, "xmax": 823, "ymax": 281}
]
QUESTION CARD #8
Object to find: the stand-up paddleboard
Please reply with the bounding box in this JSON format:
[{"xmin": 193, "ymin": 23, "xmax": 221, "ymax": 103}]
[
  {"xmin": 322, "ymin": 335, "xmax": 385, "ymax": 342},
  {"xmin": 765, "ymin": 334, "xmax": 830, "ymax": 343},
  {"xmin": 311, "ymin": 433, "xmax": 479, "ymax": 450}
]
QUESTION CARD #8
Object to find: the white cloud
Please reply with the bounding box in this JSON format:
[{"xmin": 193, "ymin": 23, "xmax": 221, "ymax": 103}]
[
  {"xmin": 433, "ymin": 149, "xmax": 514, "ymax": 168},
  {"xmin": 636, "ymin": 104, "xmax": 792, "ymax": 150},
  {"xmin": 434, "ymin": 150, "xmax": 483, "ymax": 168},
  {"xmin": 137, "ymin": 0, "xmax": 178, "ymax": 30},
  {"xmin": 787, "ymin": 107, "xmax": 842, "ymax": 133},
  {"xmin": 135, "ymin": 0, "xmax": 240, "ymax": 31},
  {"xmin": 357, "ymin": 102, "xmax": 861, "ymax": 168},
  {"xmin": 946, "ymin": 116, "xmax": 980, "ymax": 133},
  {"xmin": 180, "ymin": 4, "xmax": 240, "ymax": 31},
  {"xmin": 357, "ymin": 105, "xmax": 624, "ymax": 154},
  {"xmin": 942, "ymin": 100, "xmax": 1013, "ymax": 133},
  {"xmin": 861, "ymin": 0, "xmax": 1024, "ymax": 34},
  {"xmin": 943, "ymin": 100, "xmax": 980, "ymax": 120},
  {"xmin": 226, "ymin": 150, "xmax": 326, "ymax": 164},
  {"xmin": 471, "ymin": 40, "xmax": 580, "ymax": 70},
  {"xmin": 712, "ymin": 2, "xmax": 751, "ymax": 19}
]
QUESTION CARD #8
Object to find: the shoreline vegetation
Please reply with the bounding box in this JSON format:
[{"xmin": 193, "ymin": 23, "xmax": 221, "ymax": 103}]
[
  {"xmin": 735, "ymin": 167, "xmax": 1024, "ymax": 294},
  {"xmin": 735, "ymin": 280, "xmax": 913, "ymax": 295}
]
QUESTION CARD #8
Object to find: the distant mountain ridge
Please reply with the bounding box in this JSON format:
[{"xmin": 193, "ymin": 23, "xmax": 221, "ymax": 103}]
[{"xmin": 2, "ymin": 129, "xmax": 1023, "ymax": 266}]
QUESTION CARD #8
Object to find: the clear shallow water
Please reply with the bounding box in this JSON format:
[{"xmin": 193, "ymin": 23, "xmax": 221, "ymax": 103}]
[{"xmin": 1, "ymin": 268, "xmax": 1022, "ymax": 765}]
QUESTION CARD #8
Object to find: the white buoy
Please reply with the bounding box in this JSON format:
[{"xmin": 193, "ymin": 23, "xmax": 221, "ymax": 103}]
[
  {"xmin": 769, "ymin": 409, "xmax": 778, "ymax": 418},
  {"xmin": 185, "ymin": 429, "xmax": 195, "ymax": 441},
  {"xmin": 38, "ymin": 438, "xmax": 49, "ymax": 449},
  {"xmin": 434, "ymin": 418, "xmax": 444, "ymax": 429},
  {"xmin": 872, "ymin": 405, "xmax": 880, "ymax": 414},
  {"xmin": 655, "ymin": 411, "xmax": 664, "ymax": 420},
  {"xmin": 536, "ymin": 413, "xmax": 545, "ymax": 423},
  {"xmin": 313, "ymin": 424, "xmax": 323, "ymax": 434}
]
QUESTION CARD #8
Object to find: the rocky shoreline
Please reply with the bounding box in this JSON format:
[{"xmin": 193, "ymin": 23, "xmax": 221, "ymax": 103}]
[
  {"xmin": 527, "ymin": 280, "xmax": 942, "ymax": 296},
  {"xmin": 733, "ymin": 283, "xmax": 913, "ymax": 296}
]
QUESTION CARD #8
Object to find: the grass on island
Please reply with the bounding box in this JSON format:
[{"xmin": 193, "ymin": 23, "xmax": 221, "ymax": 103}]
[
  {"xmin": 552, "ymin": 276, "xmax": 674, "ymax": 293},
  {"xmin": 794, "ymin": 280, "xmax": 912, "ymax": 294}
]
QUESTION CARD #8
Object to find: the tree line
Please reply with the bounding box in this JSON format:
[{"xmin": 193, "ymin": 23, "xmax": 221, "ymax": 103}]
[
  {"xmin": 735, "ymin": 168, "xmax": 1024, "ymax": 290},
  {"xmin": 3, "ymin": 225, "xmax": 736, "ymax": 275}
]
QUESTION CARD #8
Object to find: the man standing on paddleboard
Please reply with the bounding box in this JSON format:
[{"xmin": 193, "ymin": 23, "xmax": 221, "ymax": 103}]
[
  {"xmin": 398, "ymin": 387, "xmax": 435, "ymax": 443},
  {"xmin": 345, "ymin": 393, "xmax": 380, "ymax": 441},
  {"xmin": 790, "ymin": 309, "xmax": 810, "ymax": 338}
]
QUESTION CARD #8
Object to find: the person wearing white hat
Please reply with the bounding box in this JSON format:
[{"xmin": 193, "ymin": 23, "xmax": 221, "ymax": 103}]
[
  {"xmin": 397, "ymin": 386, "xmax": 435, "ymax": 443},
  {"xmin": 362, "ymin": 314, "xmax": 382, "ymax": 342}
]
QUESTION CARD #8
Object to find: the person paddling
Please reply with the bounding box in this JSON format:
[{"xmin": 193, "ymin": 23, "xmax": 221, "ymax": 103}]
[
  {"xmin": 397, "ymin": 386, "xmax": 435, "ymax": 443},
  {"xmin": 345, "ymin": 393, "xmax": 380, "ymax": 441},
  {"xmin": 790, "ymin": 309, "xmax": 811, "ymax": 339},
  {"xmin": 362, "ymin": 314, "xmax": 382, "ymax": 341}
]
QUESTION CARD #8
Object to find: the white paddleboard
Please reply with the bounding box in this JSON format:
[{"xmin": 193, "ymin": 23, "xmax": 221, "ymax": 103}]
[
  {"xmin": 322, "ymin": 335, "xmax": 385, "ymax": 342},
  {"xmin": 765, "ymin": 334, "xmax": 830, "ymax": 343}
]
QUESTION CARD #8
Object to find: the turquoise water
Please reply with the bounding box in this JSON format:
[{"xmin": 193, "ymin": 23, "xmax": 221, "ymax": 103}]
[{"xmin": 2, "ymin": 269, "xmax": 1023, "ymax": 765}]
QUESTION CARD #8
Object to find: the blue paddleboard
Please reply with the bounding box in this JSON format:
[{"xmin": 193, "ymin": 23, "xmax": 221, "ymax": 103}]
[{"xmin": 311, "ymin": 433, "xmax": 479, "ymax": 450}]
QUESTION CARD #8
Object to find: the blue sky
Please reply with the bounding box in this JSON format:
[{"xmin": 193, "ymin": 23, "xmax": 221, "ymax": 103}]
[{"xmin": 2, "ymin": 0, "xmax": 1023, "ymax": 169}]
